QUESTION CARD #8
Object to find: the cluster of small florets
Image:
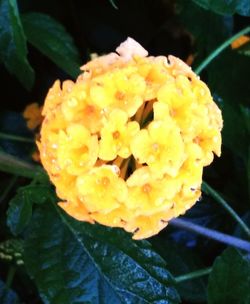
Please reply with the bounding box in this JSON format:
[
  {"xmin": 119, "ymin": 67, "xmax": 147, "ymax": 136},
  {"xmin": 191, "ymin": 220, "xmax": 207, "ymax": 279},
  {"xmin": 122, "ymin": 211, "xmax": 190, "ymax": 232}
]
[{"xmin": 38, "ymin": 38, "xmax": 222, "ymax": 239}]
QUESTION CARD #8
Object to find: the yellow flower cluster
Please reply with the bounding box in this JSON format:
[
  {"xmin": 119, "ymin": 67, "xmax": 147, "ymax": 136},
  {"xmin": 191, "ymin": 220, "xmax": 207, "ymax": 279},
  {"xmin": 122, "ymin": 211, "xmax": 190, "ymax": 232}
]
[{"xmin": 38, "ymin": 38, "xmax": 222, "ymax": 240}]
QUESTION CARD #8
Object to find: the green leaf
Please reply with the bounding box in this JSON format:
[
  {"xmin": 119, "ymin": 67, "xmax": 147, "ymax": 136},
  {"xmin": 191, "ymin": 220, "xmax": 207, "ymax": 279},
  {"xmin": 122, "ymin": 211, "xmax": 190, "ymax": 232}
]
[
  {"xmin": 0, "ymin": 0, "xmax": 34, "ymax": 90},
  {"xmin": 240, "ymin": 105, "xmax": 250, "ymax": 134},
  {"xmin": 7, "ymin": 191, "xmax": 32, "ymax": 236},
  {"xmin": 221, "ymin": 101, "xmax": 249, "ymax": 161},
  {"xmin": 207, "ymin": 247, "xmax": 250, "ymax": 304},
  {"xmin": 151, "ymin": 239, "xmax": 207, "ymax": 303},
  {"xmin": 7, "ymin": 184, "xmax": 54, "ymax": 235},
  {"xmin": 176, "ymin": 0, "xmax": 232, "ymax": 57},
  {"xmin": 192, "ymin": 0, "xmax": 250, "ymax": 16},
  {"xmin": 24, "ymin": 202, "xmax": 180, "ymax": 304},
  {"xmin": 21, "ymin": 12, "xmax": 81, "ymax": 78},
  {"xmin": 0, "ymin": 279, "xmax": 19, "ymax": 304}
]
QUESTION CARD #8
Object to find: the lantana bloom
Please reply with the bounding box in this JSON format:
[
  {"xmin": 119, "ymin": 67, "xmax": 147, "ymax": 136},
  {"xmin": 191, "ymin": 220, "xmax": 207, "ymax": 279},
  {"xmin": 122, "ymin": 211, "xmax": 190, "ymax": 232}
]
[{"xmin": 38, "ymin": 38, "xmax": 223, "ymax": 239}]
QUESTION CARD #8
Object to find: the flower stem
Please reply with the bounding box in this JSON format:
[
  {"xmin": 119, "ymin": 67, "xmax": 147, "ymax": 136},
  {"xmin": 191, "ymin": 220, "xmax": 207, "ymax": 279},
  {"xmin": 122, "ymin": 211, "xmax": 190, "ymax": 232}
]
[
  {"xmin": 175, "ymin": 267, "xmax": 212, "ymax": 283},
  {"xmin": 194, "ymin": 26, "xmax": 250, "ymax": 75},
  {"xmin": 6, "ymin": 265, "xmax": 16, "ymax": 289},
  {"xmin": 169, "ymin": 218, "xmax": 250, "ymax": 252},
  {"xmin": 109, "ymin": 0, "xmax": 118, "ymax": 9},
  {"xmin": 0, "ymin": 132, "xmax": 34, "ymax": 143},
  {"xmin": 0, "ymin": 150, "xmax": 46, "ymax": 181},
  {"xmin": 202, "ymin": 182, "xmax": 250, "ymax": 238}
]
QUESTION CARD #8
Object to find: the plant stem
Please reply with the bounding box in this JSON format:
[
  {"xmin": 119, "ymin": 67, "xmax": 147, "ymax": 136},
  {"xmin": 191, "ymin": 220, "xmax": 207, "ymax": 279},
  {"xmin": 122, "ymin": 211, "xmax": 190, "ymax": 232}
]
[
  {"xmin": 6, "ymin": 266, "xmax": 16, "ymax": 289},
  {"xmin": 175, "ymin": 267, "xmax": 212, "ymax": 283},
  {"xmin": 0, "ymin": 132, "xmax": 34, "ymax": 143},
  {"xmin": 202, "ymin": 182, "xmax": 250, "ymax": 238},
  {"xmin": 169, "ymin": 218, "xmax": 250, "ymax": 252},
  {"xmin": 0, "ymin": 150, "xmax": 46, "ymax": 181},
  {"xmin": 194, "ymin": 26, "xmax": 250, "ymax": 74},
  {"xmin": 109, "ymin": 0, "xmax": 118, "ymax": 9}
]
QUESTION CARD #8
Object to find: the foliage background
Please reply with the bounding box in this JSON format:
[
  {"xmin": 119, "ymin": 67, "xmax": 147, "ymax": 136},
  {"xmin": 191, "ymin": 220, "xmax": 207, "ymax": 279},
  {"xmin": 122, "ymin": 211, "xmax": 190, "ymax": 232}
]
[{"xmin": 0, "ymin": 0, "xmax": 250, "ymax": 303}]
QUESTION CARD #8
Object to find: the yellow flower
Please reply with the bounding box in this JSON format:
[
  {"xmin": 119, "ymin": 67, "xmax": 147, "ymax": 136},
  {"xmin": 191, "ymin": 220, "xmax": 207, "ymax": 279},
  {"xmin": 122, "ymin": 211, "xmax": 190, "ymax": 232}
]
[
  {"xmin": 23, "ymin": 103, "xmax": 43, "ymax": 130},
  {"xmin": 57, "ymin": 124, "xmax": 99, "ymax": 175},
  {"xmin": 76, "ymin": 165, "xmax": 127, "ymax": 213},
  {"xmin": 99, "ymin": 109, "xmax": 140, "ymax": 160},
  {"xmin": 131, "ymin": 119, "xmax": 185, "ymax": 177},
  {"xmin": 38, "ymin": 37, "xmax": 223, "ymax": 240},
  {"xmin": 90, "ymin": 67, "xmax": 146, "ymax": 116},
  {"xmin": 126, "ymin": 167, "xmax": 181, "ymax": 215}
]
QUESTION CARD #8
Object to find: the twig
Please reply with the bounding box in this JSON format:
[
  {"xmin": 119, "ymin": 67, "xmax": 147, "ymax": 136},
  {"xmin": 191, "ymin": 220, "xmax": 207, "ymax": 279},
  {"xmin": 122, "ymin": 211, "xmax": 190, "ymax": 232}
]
[
  {"xmin": 170, "ymin": 218, "xmax": 250, "ymax": 252},
  {"xmin": 194, "ymin": 26, "xmax": 250, "ymax": 74}
]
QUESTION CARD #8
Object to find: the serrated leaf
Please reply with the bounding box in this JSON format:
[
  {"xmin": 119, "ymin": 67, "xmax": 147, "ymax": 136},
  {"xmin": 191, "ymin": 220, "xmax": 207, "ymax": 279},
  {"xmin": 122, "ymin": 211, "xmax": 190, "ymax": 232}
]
[
  {"xmin": 192, "ymin": 0, "xmax": 250, "ymax": 16},
  {"xmin": 7, "ymin": 191, "xmax": 32, "ymax": 236},
  {"xmin": 0, "ymin": 279, "xmax": 19, "ymax": 304},
  {"xmin": 0, "ymin": 0, "xmax": 34, "ymax": 90},
  {"xmin": 151, "ymin": 239, "xmax": 207, "ymax": 303},
  {"xmin": 208, "ymin": 247, "xmax": 250, "ymax": 304},
  {"xmin": 24, "ymin": 202, "xmax": 180, "ymax": 304},
  {"xmin": 21, "ymin": 12, "xmax": 81, "ymax": 78},
  {"xmin": 7, "ymin": 184, "xmax": 54, "ymax": 235}
]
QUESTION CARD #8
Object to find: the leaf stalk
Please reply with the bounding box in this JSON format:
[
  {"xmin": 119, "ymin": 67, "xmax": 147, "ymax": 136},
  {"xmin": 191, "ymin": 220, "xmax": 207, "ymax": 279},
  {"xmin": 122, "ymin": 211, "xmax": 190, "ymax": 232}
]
[
  {"xmin": 202, "ymin": 182, "xmax": 250, "ymax": 238},
  {"xmin": 170, "ymin": 218, "xmax": 250, "ymax": 252},
  {"xmin": 175, "ymin": 267, "xmax": 212, "ymax": 283},
  {"xmin": 194, "ymin": 26, "xmax": 250, "ymax": 74}
]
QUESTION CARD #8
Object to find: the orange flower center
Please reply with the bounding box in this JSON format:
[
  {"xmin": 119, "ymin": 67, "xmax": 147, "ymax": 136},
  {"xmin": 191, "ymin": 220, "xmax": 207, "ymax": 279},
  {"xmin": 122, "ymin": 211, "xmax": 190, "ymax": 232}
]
[
  {"xmin": 115, "ymin": 91, "xmax": 125, "ymax": 100},
  {"xmin": 142, "ymin": 183, "xmax": 152, "ymax": 193},
  {"xmin": 112, "ymin": 131, "xmax": 120, "ymax": 139},
  {"xmin": 101, "ymin": 176, "xmax": 110, "ymax": 186},
  {"xmin": 84, "ymin": 105, "xmax": 95, "ymax": 115}
]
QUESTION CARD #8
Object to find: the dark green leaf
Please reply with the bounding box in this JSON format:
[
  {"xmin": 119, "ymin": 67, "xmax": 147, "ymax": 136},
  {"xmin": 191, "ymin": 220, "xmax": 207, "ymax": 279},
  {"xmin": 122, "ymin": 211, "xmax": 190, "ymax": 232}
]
[
  {"xmin": 207, "ymin": 247, "xmax": 250, "ymax": 304},
  {"xmin": 0, "ymin": 0, "xmax": 34, "ymax": 90},
  {"xmin": 221, "ymin": 101, "xmax": 249, "ymax": 161},
  {"xmin": 192, "ymin": 0, "xmax": 250, "ymax": 16},
  {"xmin": 151, "ymin": 239, "xmax": 207, "ymax": 303},
  {"xmin": 7, "ymin": 191, "xmax": 32, "ymax": 236},
  {"xmin": 176, "ymin": 0, "xmax": 233, "ymax": 63},
  {"xmin": 24, "ymin": 202, "xmax": 180, "ymax": 304},
  {"xmin": 208, "ymin": 50, "xmax": 250, "ymax": 107},
  {"xmin": 21, "ymin": 12, "xmax": 81, "ymax": 78},
  {"xmin": 206, "ymin": 50, "xmax": 250, "ymax": 161},
  {"xmin": 240, "ymin": 105, "xmax": 250, "ymax": 134},
  {"xmin": 0, "ymin": 279, "xmax": 19, "ymax": 304},
  {"xmin": 7, "ymin": 184, "xmax": 53, "ymax": 235}
]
